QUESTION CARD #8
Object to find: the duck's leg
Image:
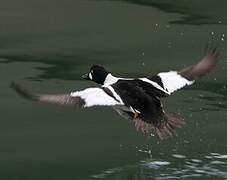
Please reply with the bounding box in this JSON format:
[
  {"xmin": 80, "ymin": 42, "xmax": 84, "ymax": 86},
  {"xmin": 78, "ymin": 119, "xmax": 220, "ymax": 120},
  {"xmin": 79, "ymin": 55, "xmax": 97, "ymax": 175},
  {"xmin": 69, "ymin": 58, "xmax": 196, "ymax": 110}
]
[
  {"xmin": 130, "ymin": 106, "xmax": 140, "ymax": 119},
  {"xmin": 133, "ymin": 112, "xmax": 139, "ymax": 119}
]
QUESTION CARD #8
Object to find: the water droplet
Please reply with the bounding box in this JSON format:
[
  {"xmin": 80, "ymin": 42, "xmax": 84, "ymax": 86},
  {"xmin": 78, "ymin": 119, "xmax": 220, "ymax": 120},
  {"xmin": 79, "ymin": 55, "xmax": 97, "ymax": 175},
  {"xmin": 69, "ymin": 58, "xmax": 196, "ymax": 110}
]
[{"xmin": 167, "ymin": 42, "xmax": 172, "ymax": 48}]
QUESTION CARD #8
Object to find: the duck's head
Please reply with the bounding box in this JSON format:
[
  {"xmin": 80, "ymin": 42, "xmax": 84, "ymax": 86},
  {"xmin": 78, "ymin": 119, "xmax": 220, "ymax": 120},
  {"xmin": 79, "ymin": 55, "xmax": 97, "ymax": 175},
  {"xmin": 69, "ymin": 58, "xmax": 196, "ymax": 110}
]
[{"xmin": 82, "ymin": 65, "xmax": 109, "ymax": 85}]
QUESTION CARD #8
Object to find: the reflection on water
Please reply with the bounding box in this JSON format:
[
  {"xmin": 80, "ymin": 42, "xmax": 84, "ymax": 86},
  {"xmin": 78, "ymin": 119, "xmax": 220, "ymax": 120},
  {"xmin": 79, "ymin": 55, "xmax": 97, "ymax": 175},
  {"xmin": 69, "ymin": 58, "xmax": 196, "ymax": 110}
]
[
  {"xmin": 107, "ymin": 0, "xmax": 227, "ymax": 25},
  {"xmin": 0, "ymin": 56, "xmax": 93, "ymax": 81},
  {"xmin": 92, "ymin": 152, "xmax": 227, "ymax": 179}
]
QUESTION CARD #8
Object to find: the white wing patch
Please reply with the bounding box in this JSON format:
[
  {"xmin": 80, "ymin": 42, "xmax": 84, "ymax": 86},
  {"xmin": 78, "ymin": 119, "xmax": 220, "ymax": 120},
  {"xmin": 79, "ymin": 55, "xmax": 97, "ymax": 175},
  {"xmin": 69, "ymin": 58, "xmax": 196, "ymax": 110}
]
[
  {"xmin": 158, "ymin": 71, "xmax": 194, "ymax": 94},
  {"xmin": 70, "ymin": 87, "xmax": 123, "ymax": 107},
  {"xmin": 139, "ymin": 78, "xmax": 170, "ymax": 94},
  {"xmin": 103, "ymin": 85, "xmax": 124, "ymax": 104}
]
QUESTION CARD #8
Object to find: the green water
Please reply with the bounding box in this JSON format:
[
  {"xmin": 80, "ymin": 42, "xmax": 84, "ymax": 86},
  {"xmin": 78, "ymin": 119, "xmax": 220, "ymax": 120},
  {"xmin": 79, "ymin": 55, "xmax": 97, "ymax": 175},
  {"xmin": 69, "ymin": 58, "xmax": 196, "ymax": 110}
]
[{"xmin": 1, "ymin": 0, "xmax": 227, "ymax": 179}]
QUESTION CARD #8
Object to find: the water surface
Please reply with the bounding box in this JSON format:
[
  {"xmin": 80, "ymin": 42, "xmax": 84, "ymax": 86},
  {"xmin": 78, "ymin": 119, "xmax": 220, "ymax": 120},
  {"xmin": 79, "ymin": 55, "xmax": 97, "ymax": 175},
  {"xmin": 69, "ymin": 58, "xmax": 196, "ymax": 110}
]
[{"xmin": 0, "ymin": 0, "xmax": 227, "ymax": 179}]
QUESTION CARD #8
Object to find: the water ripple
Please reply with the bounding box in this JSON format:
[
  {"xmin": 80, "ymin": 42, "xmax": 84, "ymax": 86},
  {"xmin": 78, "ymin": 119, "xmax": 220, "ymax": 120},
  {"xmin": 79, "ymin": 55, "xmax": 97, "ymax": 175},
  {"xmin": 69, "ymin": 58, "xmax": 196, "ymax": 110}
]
[{"xmin": 92, "ymin": 152, "xmax": 227, "ymax": 179}]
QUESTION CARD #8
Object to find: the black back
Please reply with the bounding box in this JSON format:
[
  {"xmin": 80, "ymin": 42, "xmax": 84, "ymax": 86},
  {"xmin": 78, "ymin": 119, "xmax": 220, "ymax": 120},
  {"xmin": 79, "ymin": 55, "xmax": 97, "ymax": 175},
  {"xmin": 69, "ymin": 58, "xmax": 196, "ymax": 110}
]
[{"xmin": 111, "ymin": 80, "xmax": 165, "ymax": 125}]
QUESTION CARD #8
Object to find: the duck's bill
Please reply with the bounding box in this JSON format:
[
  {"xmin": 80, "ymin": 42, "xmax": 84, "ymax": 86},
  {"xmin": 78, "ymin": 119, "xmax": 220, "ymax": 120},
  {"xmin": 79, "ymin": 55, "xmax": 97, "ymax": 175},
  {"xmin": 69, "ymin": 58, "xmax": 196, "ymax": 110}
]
[{"xmin": 82, "ymin": 73, "xmax": 90, "ymax": 80}]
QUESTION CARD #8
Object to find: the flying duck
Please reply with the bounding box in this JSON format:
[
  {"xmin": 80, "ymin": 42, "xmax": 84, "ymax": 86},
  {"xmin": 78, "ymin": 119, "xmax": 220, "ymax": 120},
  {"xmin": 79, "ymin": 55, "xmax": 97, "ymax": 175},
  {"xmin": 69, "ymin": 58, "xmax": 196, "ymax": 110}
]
[{"xmin": 11, "ymin": 47, "xmax": 219, "ymax": 139}]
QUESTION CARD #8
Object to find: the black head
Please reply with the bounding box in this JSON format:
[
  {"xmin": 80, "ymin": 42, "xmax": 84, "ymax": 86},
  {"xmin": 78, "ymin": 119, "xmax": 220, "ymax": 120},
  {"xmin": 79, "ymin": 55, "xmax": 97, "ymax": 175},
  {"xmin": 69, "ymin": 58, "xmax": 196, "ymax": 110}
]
[{"xmin": 82, "ymin": 65, "xmax": 109, "ymax": 85}]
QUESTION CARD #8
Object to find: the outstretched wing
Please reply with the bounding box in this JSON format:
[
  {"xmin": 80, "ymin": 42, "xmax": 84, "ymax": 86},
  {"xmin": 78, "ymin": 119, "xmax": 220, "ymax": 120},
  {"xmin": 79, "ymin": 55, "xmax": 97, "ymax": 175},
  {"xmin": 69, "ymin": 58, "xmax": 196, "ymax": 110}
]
[
  {"xmin": 150, "ymin": 46, "xmax": 219, "ymax": 94},
  {"xmin": 11, "ymin": 82, "xmax": 123, "ymax": 108}
]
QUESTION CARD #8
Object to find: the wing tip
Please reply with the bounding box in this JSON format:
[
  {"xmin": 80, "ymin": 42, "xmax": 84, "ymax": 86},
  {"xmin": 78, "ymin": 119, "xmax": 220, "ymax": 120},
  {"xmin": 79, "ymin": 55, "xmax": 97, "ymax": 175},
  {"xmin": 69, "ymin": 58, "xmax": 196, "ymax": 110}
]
[
  {"xmin": 204, "ymin": 44, "xmax": 220, "ymax": 59},
  {"xmin": 179, "ymin": 45, "xmax": 219, "ymax": 81},
  {"xmin": 156, "ymin": 112, "xmax": 185, "ymax": 140},
  {"xmin": 10, "ymin": 82, "xmax": 38, "ymax": 101}
]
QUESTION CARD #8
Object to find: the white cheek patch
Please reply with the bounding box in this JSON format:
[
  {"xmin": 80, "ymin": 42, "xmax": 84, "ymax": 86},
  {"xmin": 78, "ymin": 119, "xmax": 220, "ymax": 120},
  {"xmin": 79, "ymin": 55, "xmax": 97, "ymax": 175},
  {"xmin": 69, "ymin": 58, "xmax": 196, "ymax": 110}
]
[{"xmin": 89, "ymin": 72, "xmax": 93, "ymax": 80}]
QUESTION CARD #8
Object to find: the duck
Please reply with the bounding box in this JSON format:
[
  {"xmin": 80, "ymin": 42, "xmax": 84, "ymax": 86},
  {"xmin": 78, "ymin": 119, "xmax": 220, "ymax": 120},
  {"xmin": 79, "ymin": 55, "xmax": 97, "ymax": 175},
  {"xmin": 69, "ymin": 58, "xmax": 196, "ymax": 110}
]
[{"xmin": 11, "ymin": 47, "xmax": 219, "ymax": 139}]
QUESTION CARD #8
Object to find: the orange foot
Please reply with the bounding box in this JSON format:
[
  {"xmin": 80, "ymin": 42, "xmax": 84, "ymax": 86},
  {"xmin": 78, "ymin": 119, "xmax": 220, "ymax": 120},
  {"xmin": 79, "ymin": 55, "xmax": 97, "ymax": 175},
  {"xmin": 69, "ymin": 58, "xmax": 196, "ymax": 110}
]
[{"xmin": 133, "ymin": 112, "xmax": 139, "ymax": 119}]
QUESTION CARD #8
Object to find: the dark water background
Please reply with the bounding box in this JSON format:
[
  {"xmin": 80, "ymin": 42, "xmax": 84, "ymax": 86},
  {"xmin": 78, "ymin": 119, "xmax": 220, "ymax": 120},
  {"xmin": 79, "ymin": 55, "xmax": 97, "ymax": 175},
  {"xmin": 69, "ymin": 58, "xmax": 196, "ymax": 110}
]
[{"xmin": 1, "ymin": 0, "xmax": 227, "ymax": 179}]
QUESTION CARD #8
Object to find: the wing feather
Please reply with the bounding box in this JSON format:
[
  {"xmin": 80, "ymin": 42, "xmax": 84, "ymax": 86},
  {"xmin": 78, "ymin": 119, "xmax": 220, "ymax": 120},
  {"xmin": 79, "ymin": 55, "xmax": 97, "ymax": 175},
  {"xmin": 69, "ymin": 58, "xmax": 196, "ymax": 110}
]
[
  {"xmin": 178, "ymin": 46, "xmax": 219, "ymax": 80},
  {"xmin": 11, "ymin": 82, "xmax": 122, "ymax": 108},
  {"xmin": 152, "ymin": 46, "xmax": 219, "ymax": 94},
  {"xmin": 70, "ymin": 87, "xmax": 123, "ymax": 107}
]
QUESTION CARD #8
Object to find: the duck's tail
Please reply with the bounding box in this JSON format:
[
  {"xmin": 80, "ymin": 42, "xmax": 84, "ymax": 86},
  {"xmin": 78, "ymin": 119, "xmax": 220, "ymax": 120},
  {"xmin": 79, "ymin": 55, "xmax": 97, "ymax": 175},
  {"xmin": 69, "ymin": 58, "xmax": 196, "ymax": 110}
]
[
  {"xmin": 132, "ymin": 112, "xmax": 185, "ymax": 140},
  {"xmin": 155, "ymin": 112, "xmax": 185, "ymax": 140}
]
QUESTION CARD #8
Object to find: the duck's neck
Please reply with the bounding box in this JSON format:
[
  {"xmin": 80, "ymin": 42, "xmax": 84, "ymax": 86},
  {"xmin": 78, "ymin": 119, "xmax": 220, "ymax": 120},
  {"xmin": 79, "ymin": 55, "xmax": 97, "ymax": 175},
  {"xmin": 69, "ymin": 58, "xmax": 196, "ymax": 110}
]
[{"xmin": 103, "ymin": 73, "xmax": 119, "ymax": 85}]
